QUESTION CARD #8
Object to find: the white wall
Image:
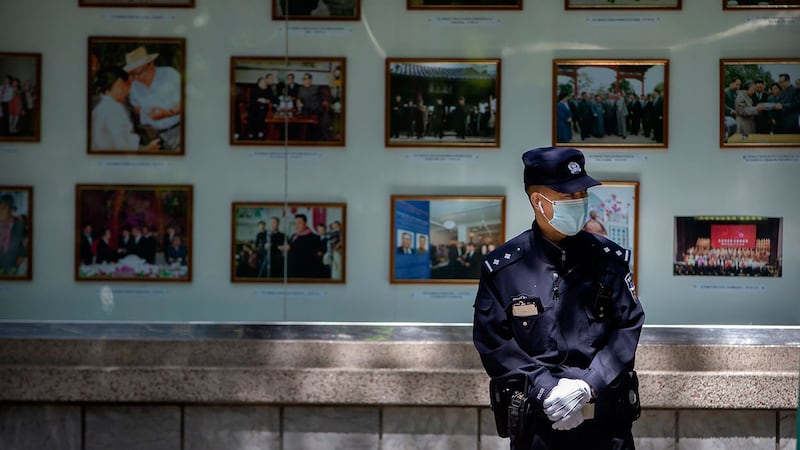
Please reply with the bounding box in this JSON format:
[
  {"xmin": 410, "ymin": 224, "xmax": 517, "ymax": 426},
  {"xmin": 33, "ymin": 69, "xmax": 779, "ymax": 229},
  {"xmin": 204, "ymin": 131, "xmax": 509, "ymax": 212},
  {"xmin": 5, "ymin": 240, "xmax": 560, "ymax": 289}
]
[{"xmin": 1, "ymin": 0, "xmax": 798, "ymax": 324}]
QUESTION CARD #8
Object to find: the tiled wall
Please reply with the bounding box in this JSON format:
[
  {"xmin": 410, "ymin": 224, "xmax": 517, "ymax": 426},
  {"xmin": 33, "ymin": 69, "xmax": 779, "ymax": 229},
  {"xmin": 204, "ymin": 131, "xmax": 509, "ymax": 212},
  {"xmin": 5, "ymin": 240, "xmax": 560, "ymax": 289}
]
[{"xmin": 0, "ymin": 404, "xmax": 796, "ymax": 450}]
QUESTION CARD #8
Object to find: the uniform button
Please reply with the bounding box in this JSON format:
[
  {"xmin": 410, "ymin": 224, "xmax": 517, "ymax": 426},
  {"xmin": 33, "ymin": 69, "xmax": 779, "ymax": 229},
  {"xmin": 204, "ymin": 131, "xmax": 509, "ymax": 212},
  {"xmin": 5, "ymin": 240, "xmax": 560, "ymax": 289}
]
[{"xmin": 522, "ymin": 321, "xmax": 528, "ymax": 326}]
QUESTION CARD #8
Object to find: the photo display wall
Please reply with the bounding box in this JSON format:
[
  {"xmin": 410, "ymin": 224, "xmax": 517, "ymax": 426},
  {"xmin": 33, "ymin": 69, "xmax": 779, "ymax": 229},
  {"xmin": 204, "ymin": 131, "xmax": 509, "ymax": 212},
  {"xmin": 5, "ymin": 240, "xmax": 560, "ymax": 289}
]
[{"xmin": 0, "ymin": 0, "xmax": 798, "ymax": 325}]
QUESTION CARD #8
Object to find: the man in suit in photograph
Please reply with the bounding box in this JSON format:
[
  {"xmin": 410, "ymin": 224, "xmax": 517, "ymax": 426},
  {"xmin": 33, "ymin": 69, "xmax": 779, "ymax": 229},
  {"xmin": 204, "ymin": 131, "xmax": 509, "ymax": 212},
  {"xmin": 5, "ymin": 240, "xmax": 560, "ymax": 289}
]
[
  {"xmin": 80, "ymin": 224, "xmax": 94, "ymax": 266},
  {"xmin": 397, "ymin": 232, "xmax": 414, "ymax": 255},
  {"xmin": 776, "ymin": 73, "xmax": 800, "ymax": 133}
]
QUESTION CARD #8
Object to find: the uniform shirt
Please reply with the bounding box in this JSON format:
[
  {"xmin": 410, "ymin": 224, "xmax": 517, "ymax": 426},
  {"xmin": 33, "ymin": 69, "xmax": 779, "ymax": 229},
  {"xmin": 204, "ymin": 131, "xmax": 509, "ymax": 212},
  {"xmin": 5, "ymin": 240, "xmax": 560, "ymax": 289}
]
[{"xmin": 472, "ymin": 222, "xmax": 644, "ymax": 410}]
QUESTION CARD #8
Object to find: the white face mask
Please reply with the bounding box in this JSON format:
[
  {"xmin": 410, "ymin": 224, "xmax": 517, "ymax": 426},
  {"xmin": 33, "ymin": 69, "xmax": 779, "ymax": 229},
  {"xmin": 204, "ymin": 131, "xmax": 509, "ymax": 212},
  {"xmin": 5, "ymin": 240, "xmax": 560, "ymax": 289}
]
[{"xmin": 537, "ymin": 194, "xmax": 588, "ymax": 236}]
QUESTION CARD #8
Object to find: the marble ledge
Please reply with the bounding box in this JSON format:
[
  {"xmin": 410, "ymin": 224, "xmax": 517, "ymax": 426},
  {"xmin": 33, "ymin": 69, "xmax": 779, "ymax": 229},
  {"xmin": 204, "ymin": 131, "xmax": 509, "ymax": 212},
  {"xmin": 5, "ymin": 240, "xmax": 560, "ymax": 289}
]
[{"xmin": 0, "ymin": 339, "xmax": 797, "ymax": 410}]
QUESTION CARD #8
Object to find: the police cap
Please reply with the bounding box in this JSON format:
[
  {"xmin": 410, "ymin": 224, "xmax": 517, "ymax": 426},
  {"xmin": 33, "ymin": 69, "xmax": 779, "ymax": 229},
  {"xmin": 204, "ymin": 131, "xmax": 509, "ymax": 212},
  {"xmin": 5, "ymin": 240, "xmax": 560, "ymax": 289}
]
[{"xmin": 522, "ymin": 146, "xmax": 600, "ymax": 193}]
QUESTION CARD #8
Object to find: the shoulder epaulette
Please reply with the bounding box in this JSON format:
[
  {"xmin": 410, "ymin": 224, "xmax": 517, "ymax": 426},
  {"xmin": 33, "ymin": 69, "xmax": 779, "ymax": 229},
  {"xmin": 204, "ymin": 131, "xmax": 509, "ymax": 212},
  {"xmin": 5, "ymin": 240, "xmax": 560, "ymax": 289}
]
[
  {"xmin": 483, "ymin": 232, "xmax": 528, "ymax": 274},
  {"xmin": 582, "ymin": 231, "xmax": 631, "ymax": 266}
]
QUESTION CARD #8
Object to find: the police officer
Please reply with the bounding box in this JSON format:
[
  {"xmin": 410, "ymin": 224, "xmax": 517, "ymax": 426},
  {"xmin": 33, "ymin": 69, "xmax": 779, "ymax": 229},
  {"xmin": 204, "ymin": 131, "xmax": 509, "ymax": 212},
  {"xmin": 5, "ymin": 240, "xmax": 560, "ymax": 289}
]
[{"xmin": 473, "ymin": 146, "xmax": 645, "ymax": 450}]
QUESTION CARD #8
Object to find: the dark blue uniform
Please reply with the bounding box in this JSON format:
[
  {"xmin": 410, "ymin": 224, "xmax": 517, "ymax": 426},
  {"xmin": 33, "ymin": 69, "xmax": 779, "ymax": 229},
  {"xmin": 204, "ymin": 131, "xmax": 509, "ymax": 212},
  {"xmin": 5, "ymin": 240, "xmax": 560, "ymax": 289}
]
[{"xmin": 473, "ymin": 222, "xmax": 645, "ymax": 450}]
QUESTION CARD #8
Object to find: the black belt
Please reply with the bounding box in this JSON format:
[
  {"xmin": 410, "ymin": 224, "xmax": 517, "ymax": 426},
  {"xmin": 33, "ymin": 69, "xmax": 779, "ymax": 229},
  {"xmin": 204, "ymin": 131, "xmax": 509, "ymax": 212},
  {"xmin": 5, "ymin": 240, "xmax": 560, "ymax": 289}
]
[{"xmin": 158, "ymin": 122, "xmax": 181, "ymax": 133}]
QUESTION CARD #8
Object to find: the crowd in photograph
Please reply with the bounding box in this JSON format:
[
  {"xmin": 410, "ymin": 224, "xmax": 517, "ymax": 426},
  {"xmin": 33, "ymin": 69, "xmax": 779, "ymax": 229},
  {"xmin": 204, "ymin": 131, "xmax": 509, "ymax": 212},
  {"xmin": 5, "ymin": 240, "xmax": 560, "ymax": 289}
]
[
  {"xmin": 389, "ymin": 94, "xmax": 496, "ymax": 141},
  {"xmin": 235, "ymin": 214, "xmax": 343, "ymax": 280},
  {"xmin": 723, "ymin": 73, "xmax": 800, "ymax": 141},
  {"xmin": 556, "ymin": 89, "xmax": 664, "ymax": 143},
  {"xmin": 674, "ymin": 238, "xmax": 778, "ymax": 277},
  {"xmin": 79, "ymin": 224, "xmax": 188, "ymax": 267},
  {"xmin": 0, "ymin": 74, "xmax": 36, "ymax": 137},
  {"xmin": 428, "ymin": 235, "xmax": 497, "ymax": 279}
]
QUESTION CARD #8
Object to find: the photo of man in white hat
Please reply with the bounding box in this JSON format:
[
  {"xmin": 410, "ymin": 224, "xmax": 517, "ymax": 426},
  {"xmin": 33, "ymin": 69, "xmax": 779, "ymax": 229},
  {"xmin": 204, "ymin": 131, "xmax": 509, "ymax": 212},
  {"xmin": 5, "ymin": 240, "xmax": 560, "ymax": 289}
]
[
  {"xmin": 88, "ymin": 38, "xmax": 185, "ymax": 155},
  {"xmin": 124, "ymin": 45, "xmax": 183, "ymax": 151}
]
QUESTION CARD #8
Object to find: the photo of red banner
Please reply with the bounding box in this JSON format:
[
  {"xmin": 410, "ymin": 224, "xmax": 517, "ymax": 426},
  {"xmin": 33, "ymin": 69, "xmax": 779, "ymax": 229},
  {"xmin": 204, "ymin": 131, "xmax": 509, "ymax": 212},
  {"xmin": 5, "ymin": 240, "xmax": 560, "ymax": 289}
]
[{"xmin": 710, "ymin": 224, "xmax": 756, "ymax": 249}]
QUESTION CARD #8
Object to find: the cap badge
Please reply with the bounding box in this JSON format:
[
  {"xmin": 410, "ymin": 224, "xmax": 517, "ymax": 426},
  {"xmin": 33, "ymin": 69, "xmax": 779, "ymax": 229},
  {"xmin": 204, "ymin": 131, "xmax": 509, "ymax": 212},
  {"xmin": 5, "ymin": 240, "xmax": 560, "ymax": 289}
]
[{"xmin": 567, "ymin": 161, "xmax": 581, "ymax": 174}]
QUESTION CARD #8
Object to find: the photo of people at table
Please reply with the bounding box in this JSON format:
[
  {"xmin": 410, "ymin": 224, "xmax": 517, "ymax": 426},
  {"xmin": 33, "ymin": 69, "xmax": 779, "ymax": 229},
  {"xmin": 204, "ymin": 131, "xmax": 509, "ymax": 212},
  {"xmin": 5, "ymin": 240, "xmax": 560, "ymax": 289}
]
[
  {"xmin": 231, "ymin": 58, "xmax": 345, "ymax": 146},
  {"xmin": 408, "ymin": 0, "xmax": 521, "ymax": 8},
  {"xmin": 387, "ymin": 60, "xmax": 499, "ymax": 146},
  {"xmin": 232, "ymin": 203, "xmax": 345, "ymax": 282},
  {"xmin": 273, "ymin": 0, "xmax": 359, "ymax": 19},
  {"xmin": 673, "ymin": 216, "xmax": 783, "ymax": 277},
  {"xmin": 75, "ymin": 186, "xmax": 192, "ymax": 281},
  {"xmin": 88, "ymin": 39, "xmax": 184, "ymax": 154},
  {"xmin": 0, "ymin": 54, "xmax": 39, "ymax": 141},
  {"xmin": 724, "ymin": 0, "xmax": 800, "ymax": 9},
  {"xmin": 566, "ymin": 0, "xmax": 680, "ymax": 7},
  {"xmin": 392, "ymin": 196, "xmax": 504, "ymax": 282},
  {"xmin": 554, "ymin": 61, "xmax": 667, "ymax": 146},
  {"xmin": 721, "ymin": 61, "xmax": 800, "ymax": 146}
]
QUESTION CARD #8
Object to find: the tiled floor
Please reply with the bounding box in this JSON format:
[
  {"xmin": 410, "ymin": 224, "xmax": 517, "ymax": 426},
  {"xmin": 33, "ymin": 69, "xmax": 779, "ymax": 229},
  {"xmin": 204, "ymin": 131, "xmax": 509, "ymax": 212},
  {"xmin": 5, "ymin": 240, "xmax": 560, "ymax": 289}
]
[{"xmin": 0, "ymin": 404, "xmax": 796, "ymax": 450}]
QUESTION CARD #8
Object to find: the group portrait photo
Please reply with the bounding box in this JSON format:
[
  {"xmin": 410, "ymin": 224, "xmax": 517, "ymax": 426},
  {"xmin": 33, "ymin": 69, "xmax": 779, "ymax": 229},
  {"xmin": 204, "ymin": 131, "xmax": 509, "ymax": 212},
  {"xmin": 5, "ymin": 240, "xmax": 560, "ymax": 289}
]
[
  {"xmin": 391, "ymin": 195, "xmax": 505, "ymax": 283},
  {"xmin": 88, "ymin": 37, "xmax": 185, "ymax": 155},
  {"xmin": 75, "ymin": 185, "xmax": 193, "ymax": 282},
  {"xmin": 723, "ymin": 1, "xmax": 800, "ymax": 10},
  {"xmin": 674, "ymin": 216, "xmax": 783, "ymax": 277},
  {"xmin": 720, "ymin": 59, "xmax": 800, "ymax": 148},
  {"xmin": 0, "ymin": 53, "xmax": 40, "ymax": 142},
  {"xmin": 386, "ymin": 59, "xmax": 500, "ymax": 148},
  {"xmin": 554, "ymin": 59, "xmax": 669, "ymax": 148},
  {"xmin": 230, "ymin": 57, "xmax": 345, "ymax": 147},
  {"xmin": 231, "ymin": 203, "xmax": 345, "ymax": 283}
]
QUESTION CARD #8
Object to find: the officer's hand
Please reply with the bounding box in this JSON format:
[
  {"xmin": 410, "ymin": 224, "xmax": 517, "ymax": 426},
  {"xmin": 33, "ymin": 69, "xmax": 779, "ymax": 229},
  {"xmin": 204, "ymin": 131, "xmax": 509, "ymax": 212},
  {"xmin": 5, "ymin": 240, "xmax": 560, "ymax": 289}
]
[
  {"xmin": 552, "ymin": 408, "xmax": 585, "ymax": 431},
  {"xmin": 542, "ymin": 378, "xmax": 592, "ymax": 422}
]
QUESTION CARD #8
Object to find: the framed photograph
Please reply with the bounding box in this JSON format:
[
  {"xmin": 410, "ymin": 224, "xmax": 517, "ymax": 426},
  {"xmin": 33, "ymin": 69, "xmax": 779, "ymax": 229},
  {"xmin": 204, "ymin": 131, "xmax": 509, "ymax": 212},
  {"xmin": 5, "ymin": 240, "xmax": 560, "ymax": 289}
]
[
  {"xmin": 386, "ymin": 58, "xmax": 501, "ymax": 148},
  {"xmin": 230, "ymin": 57, "xmax": 346, "ymax": 146},
  {"xmin": 0, "ymin": 186, "xmax": 32, "ymax": 280},
  {"xmin": 390, "ymin": 195, "xmax": 505, "ymax": 284},
  {"xmin": 407, "ymin": 0, "xmax": 522, "ymax": 10},
  {"xmin": 272, "ymin": 0, "xmax": 360, "ymax": 20},
  {"xmin": 673, "ymin": 216, "xmax": 783, "ymax": 277},
  {"xmin": 75, "ymin": 184, "xmax": 193, "ymax": 282},
  {"xmin": 585, "ymin": 181, "xmax": 639, "ymax": 286},
  {"xmin": 565, "ymin": 0, "xmax": 681, "ymax": 9},
  {"xmin": 88, "ymin": 37, "xmax": 186, "ymax": 155},
  {"xmin": 720, "ymin": 59, "xmax": 800, "ymax": 148},
  {"xmin": 0, "ymin": 53, "xmax": 41, "ymax": 142},
  {"xmin": 231, "ymin": 202, "xmax": 346, "ymax": 283},
  {"xmin": 553, "ymin": 59, "xmax": 669, "ymax": 148},
  {"xmin": 723, "ymin": 1, "xmax": 800, "ymax": 10},
  {"xmin": 79, "ymin": 0, "xmax": 194, "ymax": 7}
]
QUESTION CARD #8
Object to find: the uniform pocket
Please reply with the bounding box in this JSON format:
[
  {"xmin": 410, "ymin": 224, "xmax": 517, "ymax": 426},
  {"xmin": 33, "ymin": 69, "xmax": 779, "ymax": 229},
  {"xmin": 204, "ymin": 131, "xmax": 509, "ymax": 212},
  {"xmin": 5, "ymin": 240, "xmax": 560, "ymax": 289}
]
[
  {"xmin": 509, "ymin": 307, "xmax": 553, "ymax": 354},
  {"xmin": 474, "ymin": 293, "xmax": 494, "ymax": 312}
]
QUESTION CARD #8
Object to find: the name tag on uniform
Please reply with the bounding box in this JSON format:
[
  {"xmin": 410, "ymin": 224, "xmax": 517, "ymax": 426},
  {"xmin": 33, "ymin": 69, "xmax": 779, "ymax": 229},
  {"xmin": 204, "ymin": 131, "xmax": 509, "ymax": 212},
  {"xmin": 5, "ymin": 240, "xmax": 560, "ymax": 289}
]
[
  {"xmin": 582, "ymin": 402, "xmax": 596, "ymax": 419},
  {"xmin": 512, "ymin": 303, "xmax": 538, "ymax": 317}
]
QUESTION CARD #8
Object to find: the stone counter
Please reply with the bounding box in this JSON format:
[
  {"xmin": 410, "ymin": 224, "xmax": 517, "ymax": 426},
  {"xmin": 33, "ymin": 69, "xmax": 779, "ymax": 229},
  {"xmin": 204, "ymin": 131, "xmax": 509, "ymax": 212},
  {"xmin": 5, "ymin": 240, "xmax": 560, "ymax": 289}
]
[{"xmin": 0, "ymin": 323, "xmax": 798, "ymax": 410}]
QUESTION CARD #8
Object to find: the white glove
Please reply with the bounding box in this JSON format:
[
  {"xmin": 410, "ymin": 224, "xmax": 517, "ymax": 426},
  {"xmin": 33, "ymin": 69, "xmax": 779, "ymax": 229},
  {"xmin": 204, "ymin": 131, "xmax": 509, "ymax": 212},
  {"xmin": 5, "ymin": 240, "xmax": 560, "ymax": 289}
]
[
  {"xmin": 542, "ymin": 378, "xmax": 592, "ymax": 422},
  {"xmin": 552, "ymin": 408, "xmax": 585, "ymax": 431}
]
